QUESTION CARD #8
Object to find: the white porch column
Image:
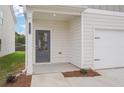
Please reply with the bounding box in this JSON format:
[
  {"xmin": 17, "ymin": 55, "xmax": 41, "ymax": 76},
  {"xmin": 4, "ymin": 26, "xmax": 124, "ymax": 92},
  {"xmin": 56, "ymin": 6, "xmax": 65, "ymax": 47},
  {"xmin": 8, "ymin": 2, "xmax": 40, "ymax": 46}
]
[
  {"xmin": 81, "ymin": 11, "xmax": 94, "ymax": 69},
  {"xmin": 26, "ymin": 11, "xmax": 33, "ymax": 75},
  {"xmin": 81, "ymin": 12, "xmax": 84, "ymax": 68}
]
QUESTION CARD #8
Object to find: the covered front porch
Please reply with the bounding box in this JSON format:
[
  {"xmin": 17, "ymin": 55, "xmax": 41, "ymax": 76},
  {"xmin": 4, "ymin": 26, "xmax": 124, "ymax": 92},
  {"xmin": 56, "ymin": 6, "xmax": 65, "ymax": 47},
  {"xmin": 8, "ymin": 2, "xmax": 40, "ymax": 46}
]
[
  {"xmin": 25, "ymin": 6, "xmax": 85, "ymax": 75},
  {"xmin": 33, "ymin": 63, "xmax": 80, "ymax": 74}
]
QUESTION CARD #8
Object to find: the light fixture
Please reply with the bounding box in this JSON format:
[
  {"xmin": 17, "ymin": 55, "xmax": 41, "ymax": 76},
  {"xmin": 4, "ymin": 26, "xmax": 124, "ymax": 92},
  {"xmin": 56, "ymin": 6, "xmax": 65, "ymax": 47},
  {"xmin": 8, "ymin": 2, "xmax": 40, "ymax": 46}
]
[{"xmin": 53, "ymin": 13, "xmax": 56, "ymax": 16}]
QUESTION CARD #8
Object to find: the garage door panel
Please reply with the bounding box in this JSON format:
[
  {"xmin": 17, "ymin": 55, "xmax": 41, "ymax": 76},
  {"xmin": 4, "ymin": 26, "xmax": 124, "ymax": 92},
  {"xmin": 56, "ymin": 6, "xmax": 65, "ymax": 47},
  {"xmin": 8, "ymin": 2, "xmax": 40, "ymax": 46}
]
[{"xmin": 94, "ymin": 29, "xmax": 124, "ymax": 69}]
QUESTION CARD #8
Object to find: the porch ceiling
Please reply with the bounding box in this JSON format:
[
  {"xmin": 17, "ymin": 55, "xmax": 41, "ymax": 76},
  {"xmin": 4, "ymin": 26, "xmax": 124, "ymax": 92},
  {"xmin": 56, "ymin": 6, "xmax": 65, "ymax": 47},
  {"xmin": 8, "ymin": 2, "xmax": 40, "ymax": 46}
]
[{"xmin": 33, "ymin": 12, "xmax": 80, "ymax": 21}]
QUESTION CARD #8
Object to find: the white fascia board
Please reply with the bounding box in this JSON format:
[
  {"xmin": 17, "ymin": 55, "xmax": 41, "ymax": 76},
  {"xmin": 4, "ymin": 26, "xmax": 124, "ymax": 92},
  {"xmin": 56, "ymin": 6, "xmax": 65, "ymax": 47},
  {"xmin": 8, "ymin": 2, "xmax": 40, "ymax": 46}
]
[
  {"xmin": 84, "ymin": 8, "xmax": 124, "ymax": 17},
  {"xmin": 27, "ymin": 5, "xmax": 85, "ymax": 16},
  {"xmin": 57, "ymin": 5, "xmax": 88, "ymax": 10},
  {"xmin": 32, "ymin": 9, "xmax": 81, "ymax": 15},
  {"xmin": 23, "ymin": 5, "xmax": 27, "ymax": 20}
]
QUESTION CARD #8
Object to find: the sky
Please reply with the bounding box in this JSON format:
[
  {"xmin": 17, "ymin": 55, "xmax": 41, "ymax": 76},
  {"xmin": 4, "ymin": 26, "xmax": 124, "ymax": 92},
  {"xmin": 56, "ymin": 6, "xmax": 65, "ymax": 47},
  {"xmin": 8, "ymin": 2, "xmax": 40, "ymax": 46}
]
[{"xmin": 13, "ymin": 5, "xmax": 25, "ymax": 35}]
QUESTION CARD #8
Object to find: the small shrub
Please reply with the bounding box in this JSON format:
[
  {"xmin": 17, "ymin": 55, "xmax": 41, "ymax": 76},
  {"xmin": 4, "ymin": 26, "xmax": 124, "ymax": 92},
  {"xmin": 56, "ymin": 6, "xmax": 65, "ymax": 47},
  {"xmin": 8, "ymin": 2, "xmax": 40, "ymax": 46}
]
[
  {"xmin": 6, "ymin": 75, "xmax": 17, "ymax": 83},
  {"xmin": 80, "ymin": 69, "xmax": 87, "ymax": 74}
]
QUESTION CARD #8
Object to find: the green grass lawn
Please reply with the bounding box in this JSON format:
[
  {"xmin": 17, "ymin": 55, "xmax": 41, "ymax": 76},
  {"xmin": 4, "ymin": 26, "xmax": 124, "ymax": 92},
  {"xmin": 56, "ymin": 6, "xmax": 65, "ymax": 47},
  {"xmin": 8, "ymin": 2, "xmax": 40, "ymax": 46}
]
[{"xmin": 0, "ymin": 51, "xmax": 25, "ymax": 85}]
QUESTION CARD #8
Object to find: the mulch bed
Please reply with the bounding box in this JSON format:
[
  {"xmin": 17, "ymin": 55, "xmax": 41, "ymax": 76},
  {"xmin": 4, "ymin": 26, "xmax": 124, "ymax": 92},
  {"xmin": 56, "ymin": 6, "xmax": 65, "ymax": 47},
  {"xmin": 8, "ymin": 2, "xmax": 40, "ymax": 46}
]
[
  {"xmin": 62, "ymin": 69, "xmax": 101, "ymax": 77},
  {"xmin": 2, "ymin": 74, "xmax": 32, "ymax": 87}
]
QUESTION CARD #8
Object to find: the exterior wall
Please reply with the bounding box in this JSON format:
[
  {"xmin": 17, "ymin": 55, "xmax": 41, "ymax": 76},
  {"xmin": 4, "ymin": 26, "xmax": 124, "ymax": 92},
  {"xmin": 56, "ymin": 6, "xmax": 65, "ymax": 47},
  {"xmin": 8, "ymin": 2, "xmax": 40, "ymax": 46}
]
[
  {"xmin": 69, "ymin": 16, "xmax": 82, "ymax": 67},
  {"xmin": 25, "ymin": 5, "xmax": 124, "ymax": 74},
  {"xmin": 0, "ymin": 6, "xmax": 15, "ymax": 57},
  {"xmin": 33, "ymin": 19, "xmax": 70, "ymax": 64},
  {"xmin": 82, "ymin": 11, "xmax": 124, "ymax": 68}
]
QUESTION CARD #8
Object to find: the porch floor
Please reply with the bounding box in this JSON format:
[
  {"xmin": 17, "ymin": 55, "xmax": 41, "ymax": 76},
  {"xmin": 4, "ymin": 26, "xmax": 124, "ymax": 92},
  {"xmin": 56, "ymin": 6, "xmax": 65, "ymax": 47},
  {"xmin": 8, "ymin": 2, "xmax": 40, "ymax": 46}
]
[{"xmin": 33, "ymin": 63, "xmax": 80, "ymax": 74}]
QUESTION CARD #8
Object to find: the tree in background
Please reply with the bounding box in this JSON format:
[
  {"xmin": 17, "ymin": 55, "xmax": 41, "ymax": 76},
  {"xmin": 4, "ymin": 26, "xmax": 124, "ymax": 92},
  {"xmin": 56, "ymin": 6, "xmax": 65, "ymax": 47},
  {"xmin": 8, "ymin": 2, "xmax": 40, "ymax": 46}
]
[
  {"xmin": 15, "ymin": 32, "xmax": 25, "ymax": 44},
  {"xmin": 15, "ymin": 32, "xmax": 25, "ymax": 51}
]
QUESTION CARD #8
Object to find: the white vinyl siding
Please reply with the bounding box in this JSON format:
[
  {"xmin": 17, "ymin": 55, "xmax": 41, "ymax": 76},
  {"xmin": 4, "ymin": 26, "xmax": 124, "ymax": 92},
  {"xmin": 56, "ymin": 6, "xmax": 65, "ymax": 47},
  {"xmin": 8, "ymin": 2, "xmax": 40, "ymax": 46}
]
[
  {"xmin": 0, "ymin": 6, "xmax": 15, "ymax": 57},
  {"xmin": 83, "ymin": 12, "xmax": 124, "ymax": 68},
  {"xmin": 33, "ymin": 19, "xmax": 70, "ymax": 64},
  {"xmin": 69, "ymin": 16, "xmax": 81, "ymax": 67}
]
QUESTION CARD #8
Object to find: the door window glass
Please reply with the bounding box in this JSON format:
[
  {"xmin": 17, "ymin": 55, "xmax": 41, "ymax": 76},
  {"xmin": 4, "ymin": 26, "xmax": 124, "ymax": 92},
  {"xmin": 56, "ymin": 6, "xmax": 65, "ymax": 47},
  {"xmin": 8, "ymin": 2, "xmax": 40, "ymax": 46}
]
[{"xmin": 39, "ymin": 32, "xmax": 48, "ymax": 51}]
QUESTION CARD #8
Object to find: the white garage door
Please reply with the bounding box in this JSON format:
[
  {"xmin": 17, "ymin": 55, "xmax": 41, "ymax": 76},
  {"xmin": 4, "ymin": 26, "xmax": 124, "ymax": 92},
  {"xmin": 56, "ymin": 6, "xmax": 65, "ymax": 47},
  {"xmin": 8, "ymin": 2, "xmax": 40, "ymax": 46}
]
[{"xmin": 94, "ymin": 29, "xmax": 124, "ymax": 69}]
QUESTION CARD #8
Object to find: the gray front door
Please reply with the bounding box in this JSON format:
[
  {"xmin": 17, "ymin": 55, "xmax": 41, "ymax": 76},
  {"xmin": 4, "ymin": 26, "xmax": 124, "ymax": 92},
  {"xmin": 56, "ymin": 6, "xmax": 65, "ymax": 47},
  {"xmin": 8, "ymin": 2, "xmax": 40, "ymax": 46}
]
[{"xmin": 36, "ymin": 30, "xmax": 50, "ymax": 63}]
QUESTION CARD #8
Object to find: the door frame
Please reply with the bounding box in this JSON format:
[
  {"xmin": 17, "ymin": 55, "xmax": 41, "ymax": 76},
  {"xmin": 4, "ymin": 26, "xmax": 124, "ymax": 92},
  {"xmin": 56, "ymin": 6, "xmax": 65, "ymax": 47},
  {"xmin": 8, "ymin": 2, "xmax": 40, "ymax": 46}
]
[{"xmin": 34, "ymin": 29, "xmax": 51, "ymax": 64}]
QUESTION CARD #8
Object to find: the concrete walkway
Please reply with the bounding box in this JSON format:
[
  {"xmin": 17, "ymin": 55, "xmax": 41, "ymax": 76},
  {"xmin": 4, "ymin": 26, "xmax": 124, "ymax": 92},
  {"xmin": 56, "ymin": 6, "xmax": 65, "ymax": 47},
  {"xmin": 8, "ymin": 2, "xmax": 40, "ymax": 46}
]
[
  {"xmin": 31, "ymin": 68, "xmax": 124, "ymax": 87},
  {"xmin": 33, "ymin": 63, "xmax": 80, "ymax": 74}
]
